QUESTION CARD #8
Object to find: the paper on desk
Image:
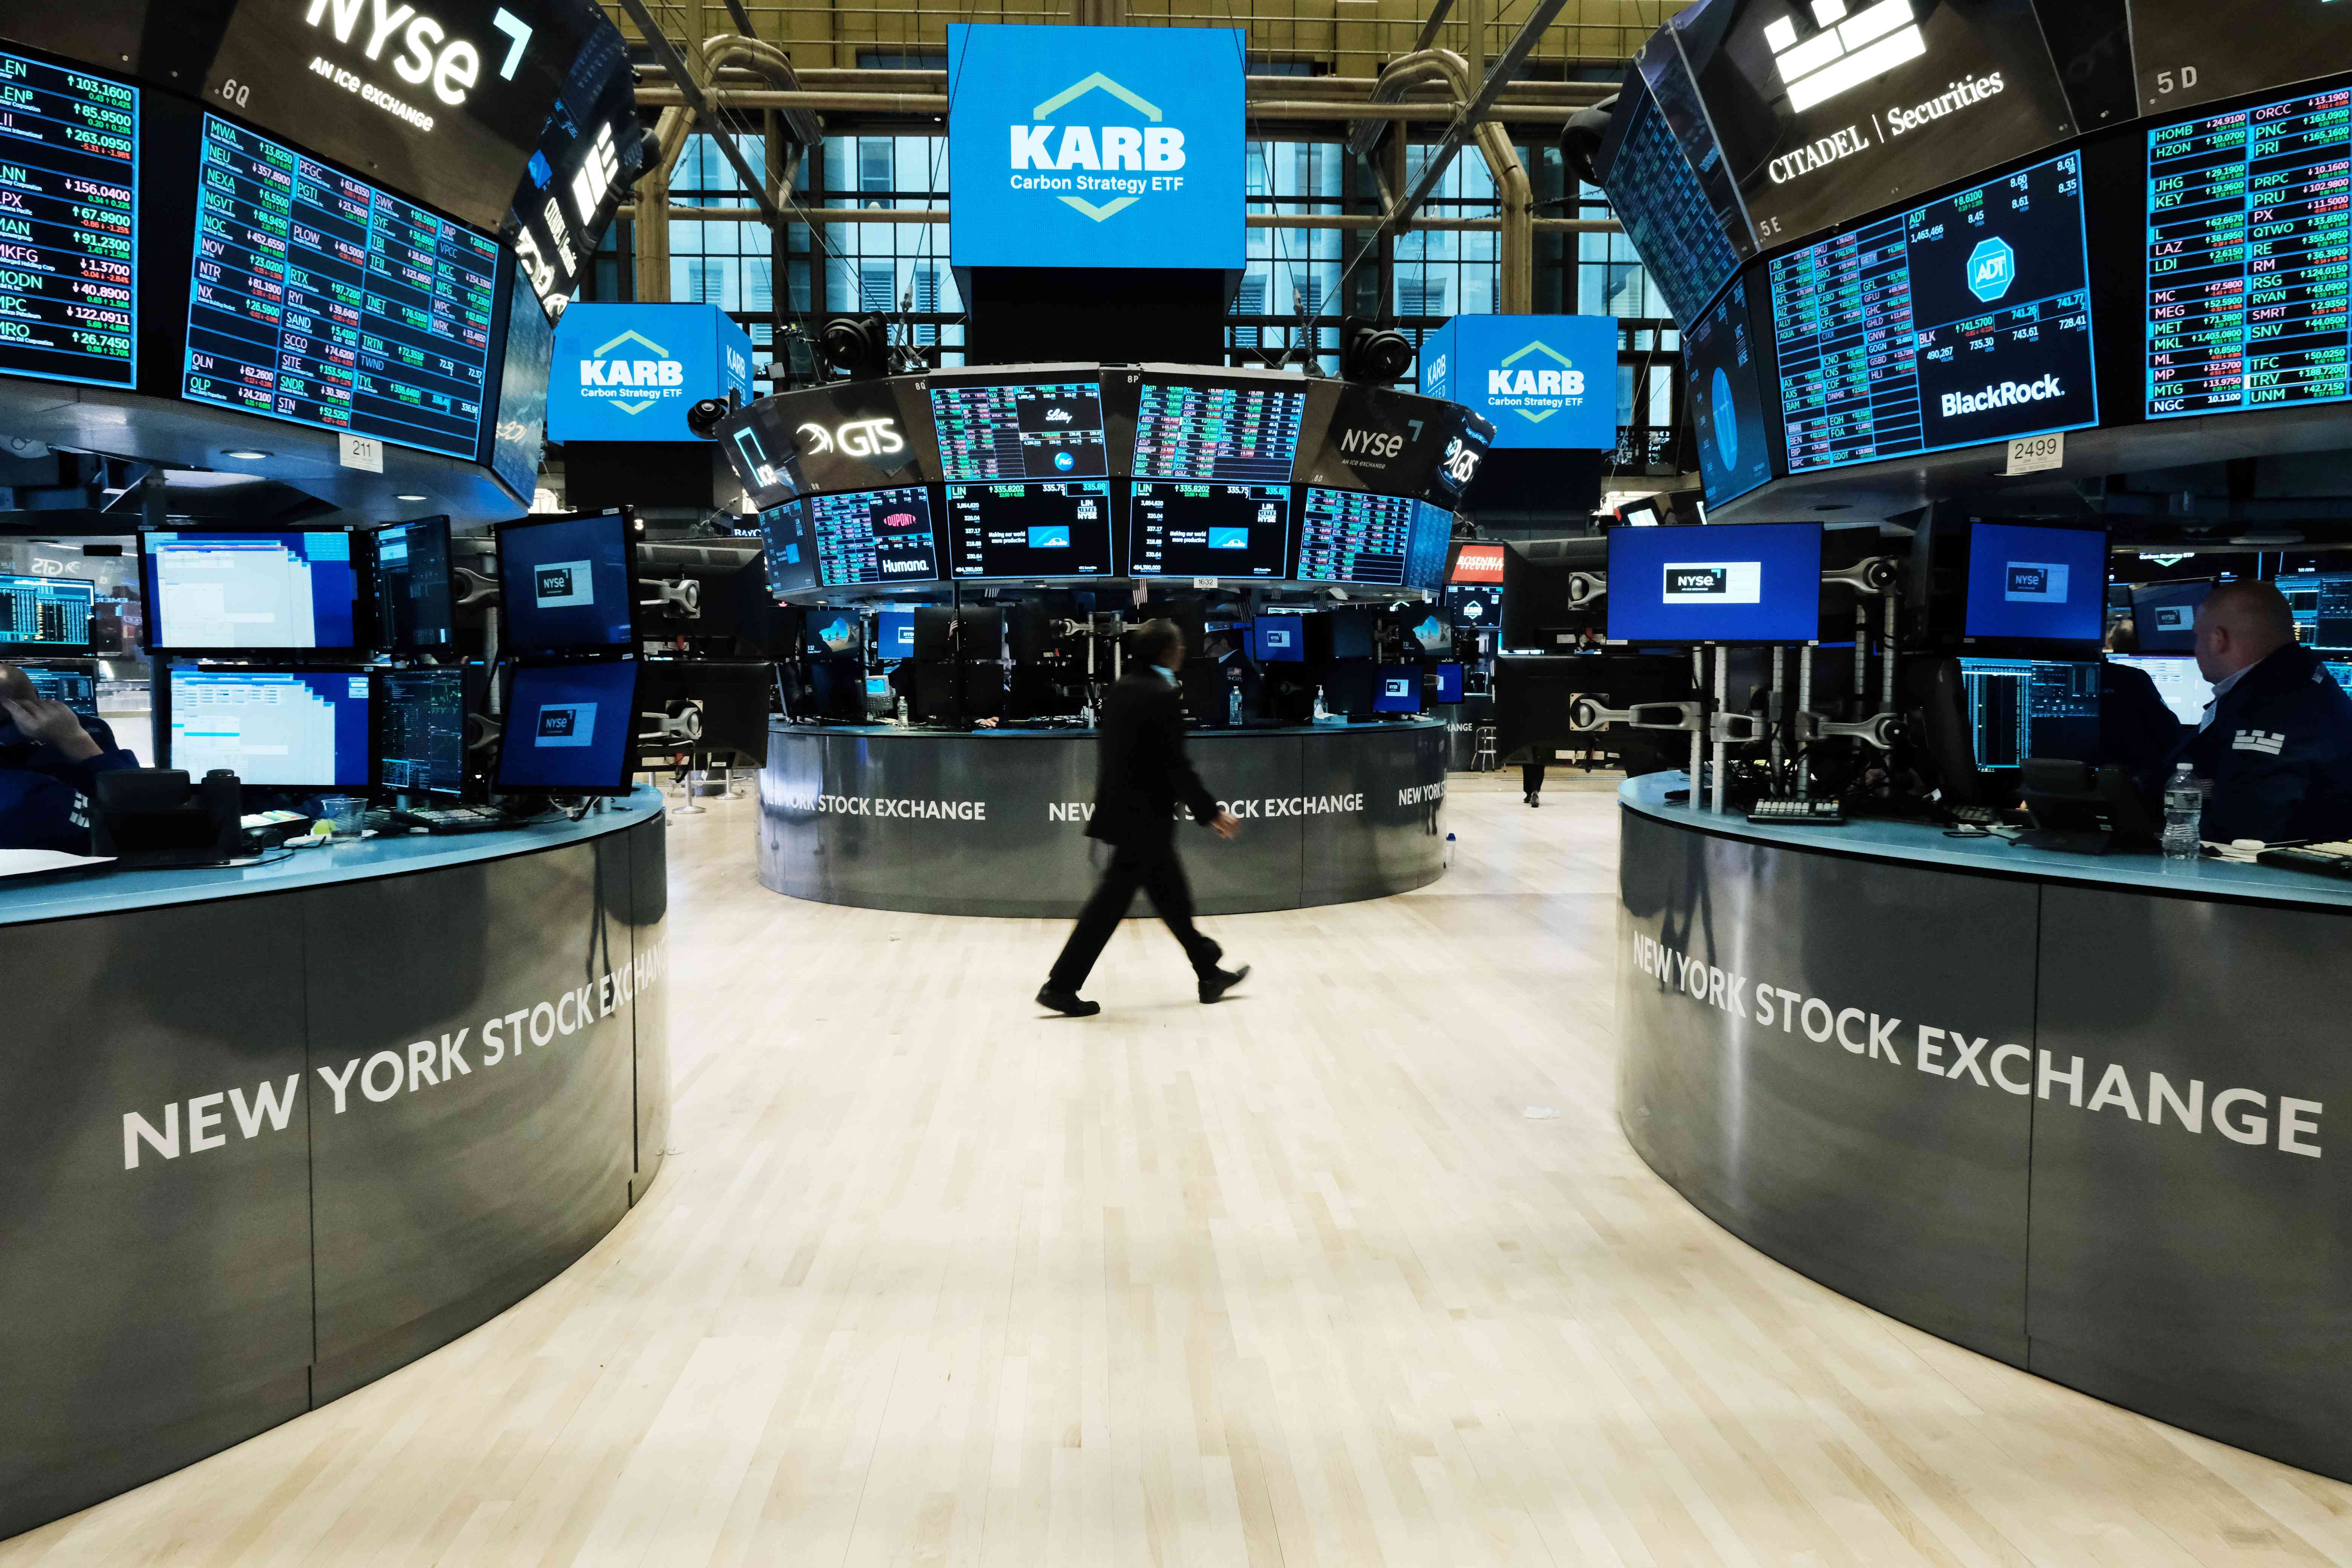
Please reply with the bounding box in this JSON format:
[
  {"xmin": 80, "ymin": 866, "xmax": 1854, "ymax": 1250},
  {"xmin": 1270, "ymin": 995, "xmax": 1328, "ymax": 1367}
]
[{"xmin": 0, "ymin": 850, "xmax": 116, "ymax": 880}]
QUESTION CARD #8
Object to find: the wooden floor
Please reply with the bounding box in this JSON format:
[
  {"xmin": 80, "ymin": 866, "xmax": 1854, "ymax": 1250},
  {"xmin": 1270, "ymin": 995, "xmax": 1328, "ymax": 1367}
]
[{"xmin": 12, "ymin": 774, "xmax": 2352, "ymax": 1566}]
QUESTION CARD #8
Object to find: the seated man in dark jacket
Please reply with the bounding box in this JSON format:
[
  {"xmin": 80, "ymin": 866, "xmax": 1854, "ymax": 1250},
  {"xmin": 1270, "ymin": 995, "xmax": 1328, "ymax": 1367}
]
[
  {"xmin": 0, "ymin": 663, "xmax": 140, "ymax": 853},
  {"xmin": 2182, "ymin": 583, "xmax": 2352, "ymax": 844}
]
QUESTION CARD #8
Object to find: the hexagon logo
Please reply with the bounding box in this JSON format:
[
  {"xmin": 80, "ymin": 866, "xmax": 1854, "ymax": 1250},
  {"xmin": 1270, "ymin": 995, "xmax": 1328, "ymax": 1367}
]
[{"xmin": 1967, "ymin": 237, "xmax": 2015, "ymax": 303}]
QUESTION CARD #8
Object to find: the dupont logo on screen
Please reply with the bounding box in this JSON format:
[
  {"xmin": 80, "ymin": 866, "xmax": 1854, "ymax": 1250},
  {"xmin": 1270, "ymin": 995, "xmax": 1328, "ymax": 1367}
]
[
  {"xmin": 1664, "ymin": 561, "xmax": 1761, "ymax": 604},
  {"xmin": 536, "ymin": 702, "xmax": 597, "ymax": 747},
  {"xmin": 535, "ymin": 560, "xmax": 593, "ymax": 607},
  {"xmin": 2004, "ymin": 562, "xmax": 2068, "ymax": 603}
]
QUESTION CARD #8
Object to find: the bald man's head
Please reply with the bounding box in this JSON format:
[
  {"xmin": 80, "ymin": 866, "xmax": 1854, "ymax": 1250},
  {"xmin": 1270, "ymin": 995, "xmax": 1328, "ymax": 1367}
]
[{"xmin": 2193, "ymin": 581, "xmax": 2295, "ymax": 684}]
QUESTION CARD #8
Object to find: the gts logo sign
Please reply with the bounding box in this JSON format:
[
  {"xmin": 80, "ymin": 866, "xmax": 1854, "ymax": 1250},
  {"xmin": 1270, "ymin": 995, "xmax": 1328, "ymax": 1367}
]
[
  {"xmin": 302, "ymin": 0, "xmax": 536, "ymax": 109},
  {"xmin": 798, "ymin": 418, "xmax": 905, "ymax": 459}
]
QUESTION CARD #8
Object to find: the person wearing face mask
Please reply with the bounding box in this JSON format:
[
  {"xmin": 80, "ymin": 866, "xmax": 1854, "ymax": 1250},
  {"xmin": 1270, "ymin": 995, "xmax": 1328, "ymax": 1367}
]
[{"xmin": 0, "ymin": 663, "xmax": 139, "ymax": 852}]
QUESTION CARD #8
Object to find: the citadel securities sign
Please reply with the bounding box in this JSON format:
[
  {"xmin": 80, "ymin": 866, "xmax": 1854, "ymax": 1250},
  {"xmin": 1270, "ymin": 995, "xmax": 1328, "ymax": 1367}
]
[
  {"xmin": 1418, "ymin": 315, "xmax": 1617, "ymax": 451},
  {"xmin": 946, "ymin": 23, "xmax": 1245, "ymax": 270},
  {"xmin": 547, "ymin": 302, "xmax": 754, "ymax": 443}
]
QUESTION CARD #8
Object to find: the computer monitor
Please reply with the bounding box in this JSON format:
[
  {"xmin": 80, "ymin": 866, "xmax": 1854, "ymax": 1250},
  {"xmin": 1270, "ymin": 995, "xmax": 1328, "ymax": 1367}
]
[
  {"xmin": 495, "ymin": 513, "xmax": 637, "ymax": 655},
  {"xmin": 1433, "ymin": 662, "xmax": 1465, "ymax": 704},
  {"xmin": 913, "ymin": 607, "xmax": 958, "ymax": 661},
  {"xmin": 2128, "ymin": 580, "xmax": 2211, "ymax": 654},
  {"xmin": 1311, "ymin": 608, "xmax": 1378, "ymax": 663},
  {"xmin": 1444, "ymin": 583, "xmax": 1503, "ymax": 631},
  {"xmin": 1322, "ymin": 660, "xmax": 1378, "ymax": 717},
  {"xmin": 639, "ymin": 660, "xmax": 773, "ymax": 763},
  {"xmin": 374, "ymin": 667, "xmax": 470, "ymax": 796},
  {"xmin": 496, "ymin": 661, "xmax": 640, "ymax": 795},
  {"xmin": 168, "ymin": 665, "xmax": 373, "ymax": 789},
  {"xmin": 2109, "ymin": 653, "xmax": 2214, "ymax": 727},
  {"xmin": 805, "ymin": 610, "xmax": 865, "ymax": 657},
  {"xmin": 1962, "ymin": 523, "xmax": 2108, "ymax": 650},
  {"xmin": 1, "ymin": 573, "xmax": 98, "ymax": 654},
  {"xmin": 1605, "ymin": 522, "xmax": 1824, "ymax": 644},
  {"xmin": 1127, "ymin": 482, "xmax": 1292, "ymax": 577},
  {"xmin": 141, "ymin": 531, "xmax": 362, "ymax": 652},
  {"xmin": 21, "ymin": 666, "xmax": 98, "ymax": 720},
  {"xmin": 1374, "ymin": 664, "xmax": 1423, "ymax": 714},
  {"xmin": 807, "ymin": 658, "xmax": 865, "ymax": 721},
  {"xmin": 876, "ymin": 610, "xmax": 917, "ymax": 661},
  {"xmin": 372, "ymin": 516, "xmax": 457, "ymax": 654},
  {"xmin": 944, "ymin": 480, "xmax": 1116, "ymax": 578},
  {"xmin": 1403, "ymin": 608, "xmax": 1452, "ymax": 654},
  {"xmin": 1253, "ymin": 615, "xmax": 1307, "ymax": 663},
  {"xmin": 1957, "ymin": 658, "xmax": 2101, "ymax": 770}
]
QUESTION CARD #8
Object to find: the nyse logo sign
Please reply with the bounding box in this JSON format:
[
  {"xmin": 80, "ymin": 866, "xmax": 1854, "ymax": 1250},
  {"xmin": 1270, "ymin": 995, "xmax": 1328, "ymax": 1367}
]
[
  {"xmin": 2005, "ymin": 562, "xmax": 2067, "ymax": 603},
  {"xmin": 535, "ymin": 560, "xmax": 593, "ymax": 607},
  {"xmin": 1664, "ymin": 561, "xmax": 1761, "ymax": 604},
  {"xmin": 535, "ymin": 702, "xmax": 595, "ymax": 746}
]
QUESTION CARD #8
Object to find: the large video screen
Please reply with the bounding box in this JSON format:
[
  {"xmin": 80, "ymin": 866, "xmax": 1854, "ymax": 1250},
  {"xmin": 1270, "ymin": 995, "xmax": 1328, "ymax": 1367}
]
[
  {"xmin": 1598, "ymin": 82, "xmax": 1743, "ymax": 328},
  {"xmin": 1770, "ymin": 152, "xmax": 2097, "ymax": 474},
  {"xmin": 929, "ymin": 377, "xmax": 1108, "ymax": 481},
  {"xmin": 1127, "ymin": 482, "xmax": 1291, "ymax": 577},
  {"xmin": 1683, "ymin": 277, "xmax": 1774, "ymax": 506},
  {"xmin": 184, "ymin": 114, "xmax": 500, "ymax": 461},
  {"xmin": 0, "ymin": 48, "xmax": 137, "ymax": 389},
  {"xmin": 1294, "ymin": 487, "xmax": 1417, "ymax": 587},
  {"xmin": 2129, "ymin": 0, "xmax": 2352, "ymax": 116},
  {"xmin": 944, "ymin": 480, "xmax": 1114, "ymax": 579},
  {"xmin": 810, "ymin": 485, "xmax": 940, "ymax": 586},
  {"xmin": 2148, "ymin": 90, "xmax": 2352, "ymax": 419},
  {"xmin": 1606, "ymin": 521, "xmax": 1824, "ymax": 644},
  {"xmin": 758, "ymin": 501, "xmax": 821, "ymax": 597},
  {"xmin": 1132, "ymin": 376, "xmax": 1307, "ymax": 482}
]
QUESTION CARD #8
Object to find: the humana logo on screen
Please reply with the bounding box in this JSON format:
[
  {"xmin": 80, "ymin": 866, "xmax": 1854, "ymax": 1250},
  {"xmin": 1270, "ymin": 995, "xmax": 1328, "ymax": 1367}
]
[{"xmin": 1008, "ymin": 72, "xmax": 1187, "ymax": 222}]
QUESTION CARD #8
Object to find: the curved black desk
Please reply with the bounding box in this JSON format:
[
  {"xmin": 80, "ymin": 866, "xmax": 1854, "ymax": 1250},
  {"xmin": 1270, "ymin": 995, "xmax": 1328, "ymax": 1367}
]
[
  {"xmin": 2, "ymin": 792, "xmax": 670, "ymax": 1541},
  {"xmin": 1615, "ymin": 774, "xmax": 2352, "ymax": 1482},
  {"xmin": 757, "ymin": 718, "xmax": 1451, "ymax": 917}
]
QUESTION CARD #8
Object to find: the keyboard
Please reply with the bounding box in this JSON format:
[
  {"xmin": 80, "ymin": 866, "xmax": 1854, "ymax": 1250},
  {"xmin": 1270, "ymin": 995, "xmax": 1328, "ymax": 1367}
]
[
  {"xmin": 392, "ymin": 805, "xmax": 512, "ymax": 835},
  {"xmin": 1948, "ymin": 805, "xmax": 2007, "ymax": 827},
  {"xmin": 2256, "ymin": 841, "xmax": 2352, "ymax": 879},
  {"xmin": 1747, "ymin": 797, "xmax": 1845, "ymax": 826}
]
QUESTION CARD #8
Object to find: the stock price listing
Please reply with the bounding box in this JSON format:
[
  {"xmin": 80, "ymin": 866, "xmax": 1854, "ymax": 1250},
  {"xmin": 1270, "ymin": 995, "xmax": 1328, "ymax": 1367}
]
[
  {"xmin": 184, "ymin": 115, "xmax": 498, "ymax": 461},
  {"xmin": 1769, "ymin": 153, "xmax": 2097, "ymax": 473},
  {"xmin": 930, "ymin": 379, "xmax": 1108, "ymax": 481},
  {"xmin": 0, "ymin": 50, "xmax": 136, "ymax": 388},
  {"xmin": 2148, "ymin": 88, "xmax": 2352, "ymax": 418},
  {"xmin": 812, "ymin": 486, "xmax": 939, "ymax": 586},
  {"xmin": 1132, "ymin": 378, "xmax": 1306, "ymax": 483}
]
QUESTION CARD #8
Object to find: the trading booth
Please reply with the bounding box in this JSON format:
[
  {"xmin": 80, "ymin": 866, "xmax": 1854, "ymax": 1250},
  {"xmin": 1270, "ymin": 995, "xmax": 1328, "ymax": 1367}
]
[
  {"xmin": 718, "ymin": 363, "xmax": 1493, "ymax": 916},
  {"xmin": 1584, "ymin": 0, "xmax": 2352, "ymax": 1486}
]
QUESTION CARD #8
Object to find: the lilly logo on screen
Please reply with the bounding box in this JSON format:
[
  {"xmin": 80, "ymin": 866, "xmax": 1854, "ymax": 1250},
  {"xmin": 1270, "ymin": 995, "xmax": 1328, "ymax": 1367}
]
[
  {"xmin": 1967, "ymin": 237, "xmax": 2015, "ymax": 302},
  {"xmin": 1485, "ymin": 340, "xmax": 1586, "ymax": 424},
  {"xmin": 534, "ymin": 560, "xmax": 593, "ymax": 608},
  {"xmin": 2004, "ymin": 563, "xmax": 2068, "ymax": 603},
  {"xmin": 1664, "ymin": 562, "xmax": 1762, "ymax": 605},
  {"xmin": 1762, "ymin": 0, "xmax": 1925, "ymax": 114},
  {"xmin": 1009, "ymin": 72, "xmax": 1185, "ymax": 222},
  {"xmin": 536, "ymin": 702, "xmax": 596, "ymax": 747},
  {"xmin": 577, "ymin": 329, "xmax": 683, "ymax": 416}
]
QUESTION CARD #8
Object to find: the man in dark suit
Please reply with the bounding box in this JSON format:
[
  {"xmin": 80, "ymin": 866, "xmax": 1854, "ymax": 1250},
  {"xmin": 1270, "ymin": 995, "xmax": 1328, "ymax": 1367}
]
[
  {"xmin": 2182, "ymin": 581, "xmax": 2352, "ymax": 843},
  {"xmin": 1038, "ymin": 619, "xmax": 1248, "ymax": 1017},
  {"xmin": 0, "ymin": 663, "xmax": 138, "ymax": 852}
]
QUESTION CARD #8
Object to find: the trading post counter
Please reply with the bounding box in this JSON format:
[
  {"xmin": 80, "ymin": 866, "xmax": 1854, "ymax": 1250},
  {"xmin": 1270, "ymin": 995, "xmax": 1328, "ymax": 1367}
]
[
  {"xmin": 759, "ymin": 719, "xmax": 1450, "ymax": 917},
  {"xmin": 2, "ymin": 792, "xmax": 671, "ymax": 1542},
  {"xmin": 1615, "ymin": 773, "xmax": 2352, "ymax": 1482}
]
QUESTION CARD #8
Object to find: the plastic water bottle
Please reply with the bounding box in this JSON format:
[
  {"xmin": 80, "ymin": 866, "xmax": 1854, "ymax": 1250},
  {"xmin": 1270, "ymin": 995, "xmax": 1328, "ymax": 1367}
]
[
  {"xmin": 1312, "ymin": 685, "xmax": 1328, "ymax": 722},
  {"xmin": 1228, "ymin": 683, "xmax": 1243, "ymax": 726},
  {"xmin": 2162, "ymin": 763, "xmax": 2202, "ymax": 861}
]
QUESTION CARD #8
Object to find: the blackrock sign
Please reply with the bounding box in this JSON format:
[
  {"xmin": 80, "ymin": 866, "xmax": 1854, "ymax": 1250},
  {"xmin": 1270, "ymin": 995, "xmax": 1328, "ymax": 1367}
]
[{"xmin": 946, "ymin": 22, "xmax": 1244, "ymax": 270}]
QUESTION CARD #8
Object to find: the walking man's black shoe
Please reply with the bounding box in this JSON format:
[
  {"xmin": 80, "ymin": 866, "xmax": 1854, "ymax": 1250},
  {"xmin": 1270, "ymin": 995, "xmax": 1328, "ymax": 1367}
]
[
  {"xmin": 1036, "ymin": 986, "xmax": 1101, "ymax": 1017},
  {"xmin": 1198, "ymin": 965, "xmax": 1250, "ymax": 1004}
]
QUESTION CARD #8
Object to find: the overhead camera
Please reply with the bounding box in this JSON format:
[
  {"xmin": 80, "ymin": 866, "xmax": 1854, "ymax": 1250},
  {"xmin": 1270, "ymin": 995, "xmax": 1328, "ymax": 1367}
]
[
  {"xmin": 684, "ymin": 390, "xmax": 740, "ymax": 439},
  {"xmin": 1340, "ymin": 316, "xmax": 1415, "ymax": 385},
  {"xmin": 818, "ymin": 314, "xmax": 892, "ymax": 381},
  {"xmin": 1560, "ymin": 95, "xmax": 1619, "ymax": 189}
]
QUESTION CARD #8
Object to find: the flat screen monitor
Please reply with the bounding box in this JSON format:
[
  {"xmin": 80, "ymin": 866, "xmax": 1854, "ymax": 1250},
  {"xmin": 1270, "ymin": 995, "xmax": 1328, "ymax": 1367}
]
[
  {"xmin": 1253, "ymin": 615, "xmax": 1307, "ymax": 663},
  {"xmin": 2109, "ymin": 653, "xmax": 2215, "ymax": 727},
  {"xmin": 497, "ymin": 514, "xmax": 636, "ymax": 654},
  {"xmin": 876, "ymin": 610, "xmax": 916, "ymax": 661},
  {"xmin": 1958, "ymin": 658, "xmax": 2101, "ymax": 769},
  {"xmin": 1127, "ymin": 482, "xmax": 1291, "ymax": 577},
  {"xmin": 1684, "ymin": 278, "xmax": 1775, "ymax": 506},
  {"xmin": 2128, "ymin": 581, "xmax": 2212, "ymax": 654},
  {"xmin": 141, "ymin": 531, "xmax": 362, "ymax": 652},
  {"xmin": 168, "ymin": 665, "xmax": 372, "ymax": 789},
  {"xmin": 1770, "ymin": 152, "xmax": 2096, "ymax": 475},
  {"xmin": 497, "ymin": 662, "xmax": 639, "ymax": 795},
  {"xmin": 1433, "ymin": 662, "xmax": 1465, "ymax": 704},
  {"xmin": 945, "ymin": 481, "xmax": 1115, "ymax": 578},
  {"xmin": 373, "ymin": 517, "xmax": 456, "ymax": 655},
  {"xmin": 1, "ymin": 574, "xmax": 98, "ymax": 654},
  {"xmin": 1323, "ymin": 660, "xmax": 1377, "ymax": 716},
  {"xmin": 1963, "ymin": 523, "xmax": 2108, "ymax": 648},
  {"xmin": 1404, "ymin": 608, "xmax": 1452, "ymax": 654},
  {"xmin": 1444, "ymin": 583, "xmax": 1503, "ymax": 630},
  {"xmin": 2128, "ymin": 1, "xmax": 2352, "ymax": 116},
  {"xmin": 810, "ymin": 486, "xmax": 940, "ymax": 586},
  {"xmin": 1294, "ymin": 487, "xmax": 1416, "ymax": 585},
  {"xmin": 490, "ymin": 271, "xmax": 555, "ymax": 498},
  {"xmin": 1597, "ymin": 80, "xmax": 1742, "ymax": 329},
  {"xmin": 374, "ymin": 667, "xmax": 469, "ymax": 796},
  {"xmin": 1605, "ymin": 522, "xmax": 1824, "ymax": 644},
  {"xmin": 1131, "ymin": 375, "xmax": 1308, "ymax": 483},
  {"xmin": 22, "ymin": 666, "xmax": 99, "ymax": 720},
  {"xmin": 2276, "ymin": 571, "xmax": 2352, "ymax": 649},
  {"xmin": 0, "ymin": 48, "xmax": 136, "ymax": 389},
  {"xmin": 183, "ymin": 114, "xmax": 498, "ymax": 462},
  {"xmin": 1406, "ymin": 503, "xmax": 1454, "ymax": 594},
  {"xmin": 757, "ymin": 501, "xmax": 821, "ymax": 598},
  {"xmin": 929, "ymin": 377, "xmax": 1109, "ymax": 481},
  {"xmin": 805, "ymin": 611, "xmax": 864, "ymax": 657},
  {"xmin": 2328, "ymin": 658, "xmax": 2352, "ymax": 700}
]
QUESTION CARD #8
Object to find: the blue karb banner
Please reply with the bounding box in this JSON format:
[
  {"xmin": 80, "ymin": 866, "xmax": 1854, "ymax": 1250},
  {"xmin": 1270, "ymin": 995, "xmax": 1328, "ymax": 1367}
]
[
  {"xmin": 548, "ymin": 303, "xmax": 755, "ymax": 443},
  {"xmin": 1419, "ymin": 315, "xmax": 1617, "ymax": 451}
]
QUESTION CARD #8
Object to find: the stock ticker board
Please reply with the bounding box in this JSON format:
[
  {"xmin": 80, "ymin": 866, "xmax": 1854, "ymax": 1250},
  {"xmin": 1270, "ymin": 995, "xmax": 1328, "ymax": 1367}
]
[
  {"xmin": 1768, "ymin": 153, "xmax": 2098, "ymax": 474},
  {"xmin": 2148, "ymin": 87, "xmax": 2352, "ymax": 418},
  {"xmin": 1293, "ymin": 487, "xmax": 1418, "ymax": 586},
  {"xmin": 184, "ymin": 114, "xmax": 498, "ymax": 461},
  {"xmin": 810, "ymin": 485, "xmax": 940, "ymax": 586},
  {"xmin": 0, "ymin": 49, "xmax": 137, "ymax": 388},
  {"xmin": 1131, "ymin": 377, "xmax": 1307, "ymax": 483},
  {"xmin": 1600, "ymin": 86, "xmax": 1741, "ymax": 329},
  {"xmin": 929, "ymin": 378, "xmax": 1110, "ymax": 482}
]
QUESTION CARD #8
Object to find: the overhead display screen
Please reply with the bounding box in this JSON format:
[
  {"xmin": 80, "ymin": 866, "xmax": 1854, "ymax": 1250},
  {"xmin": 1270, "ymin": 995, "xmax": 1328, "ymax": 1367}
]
[
  {"xmin": 2129, "ymin": 0, "xmax": 2352, "ymax": 117},
  {"xmin": 2147, "ymin": 90, "xmax": 2352, "ymax": 419},
  {"xmin": 1132, "ymin": 376, "xmax": 1306, "ymax": 482},
  {"xmin": 1684, "ymin": 277, "xmax": 1774, "ymax": 506},
  {"xmin": 929, "ymin": 377, "xmax": 1108, "ymax": 481},
  {"xmin": 1665, "ymin": 0, "xmax": 2076, "ymax": 251},
  {"xmin": 1294, "ymin": 487, "xmax": 1418, "ymax": 586},
  {"xmin": 490, "ymin": 270, "xmax": 553, "ymax": 497},
  {"xmin": 1127, "ymin": 482, "xmax": 1290, "ymax": 577},
  {"xmin": 184, "ymin": 114, "xmax": 500, "ymax": 461},
  {"xmin": 1769, "ymin": 152, "xmax": 2097, "ymax": 473},
  {"xmin": 1598, "ymin": 82, "xmax": 1743, "ymax": 327},
  {"xmin": 757, "ymin": 501, "xmax": 821, "ymax": 598},
  {"xmin": 811, "ymin": 485, "xmax": 939, "ymax": 586},
  {"xmin": 945, "ymin": 480, "xmax": 1114, "ymax": 578},
  {"xmin": 1606, "ymin": 521, "xmax": 1824, "ymax": 644},
  {"xmin": 0, "ymin": 48, "xmax": 137, "ymax": 388}
]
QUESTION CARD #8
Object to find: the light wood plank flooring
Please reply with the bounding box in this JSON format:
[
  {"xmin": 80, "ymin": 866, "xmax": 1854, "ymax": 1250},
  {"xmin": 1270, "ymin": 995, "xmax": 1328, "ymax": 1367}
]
[{"xmin": 10, "ymin": 773, "xmax": 2352, "ymax": 1565}]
